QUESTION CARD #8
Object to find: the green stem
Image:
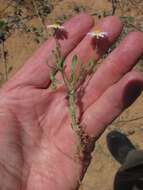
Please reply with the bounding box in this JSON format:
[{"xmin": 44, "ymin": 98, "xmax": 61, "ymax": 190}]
[
  {"xmin": 52, "ymin": 38, "xmax": 83, "ymax": 153},
  {"xmin": 68, "ymin": 89, "xmax": 78, "ymax": 131},
  {"xmin": 68, "ymin": 89, "xmax": 84, "ymax": 154},
  {"xmin": 60, "ymin": 68, "xmax": 78, "ymax": 132}
]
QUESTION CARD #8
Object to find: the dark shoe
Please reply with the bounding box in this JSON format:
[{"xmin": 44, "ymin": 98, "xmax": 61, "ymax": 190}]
[{"xmin": 106, "ymin": 130, "xmax": 136, "ymax": 164}]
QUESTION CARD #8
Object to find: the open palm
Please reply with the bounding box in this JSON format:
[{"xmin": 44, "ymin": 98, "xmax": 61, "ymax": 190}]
[{"xmin": 0, "ymin": 14, "xmax": 143, "ymax": 190}]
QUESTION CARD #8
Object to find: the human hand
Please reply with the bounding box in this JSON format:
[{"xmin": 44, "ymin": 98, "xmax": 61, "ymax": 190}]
[{"xmin": 0, "ymin": 14, "xmax": 143, "ymax": 190}]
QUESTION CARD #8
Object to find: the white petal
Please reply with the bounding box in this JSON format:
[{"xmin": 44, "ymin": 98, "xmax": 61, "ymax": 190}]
[
  {"xmin": 87, "ymin": 31, "xmax": 108, "ymax": 39},
  {"xmin": 87, "ymin": 32, "xmax": 96, "ymax": 37},
  {"xmin": 47, "ymin": 25, "xmax": 55, "ymax": 28},
  {"xmin": 99, "ymin": 34, "xmax": 105, "ymax": 38},
  {"xmin": 46, "ymin": 24, "xmax": 64, "ymax": 29},
  {"xmin": 101, "ymin": 32, "xmax": 108, "ymax": 36}
]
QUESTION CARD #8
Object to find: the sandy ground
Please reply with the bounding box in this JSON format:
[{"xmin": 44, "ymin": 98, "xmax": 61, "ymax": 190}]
[{"xmin": 0, "ymin": 0, "xmax": 143, "ymax": 189}]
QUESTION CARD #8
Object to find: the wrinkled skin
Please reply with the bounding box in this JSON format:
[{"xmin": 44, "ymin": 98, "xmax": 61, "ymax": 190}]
[{"xmin": 0, "ymin": 14, "xmax": 143, "ymax": 190}]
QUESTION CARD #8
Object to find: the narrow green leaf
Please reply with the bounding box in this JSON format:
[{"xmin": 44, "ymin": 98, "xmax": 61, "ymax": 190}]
[
  {"xmin": 57, "ymin": 58, "xmax": 65, "ymax": 71},
  {"xmin": 50, "ymin": 72, "xmax": 57, "ymax": 90},
  {"xmin": 50, "ymin": 72, "xmax": 55, "ymax": 81},
  {"xmin": 71, "ymin": 55, "xmax": 78, "ymax": 72},
  {"xmin": 87, "ymin": 59, "xmax": 95, "ymax": 73},
  {"xmin": 77, "ymin": 62, "xmax": 83, "ymax": 82},
  {"xmin": 70, "ymin": 55, "xmax": 78, "ymax": 83},
  {"xmin": 0, "ymin": 20, "xmax": 8, "ymax": 30}
]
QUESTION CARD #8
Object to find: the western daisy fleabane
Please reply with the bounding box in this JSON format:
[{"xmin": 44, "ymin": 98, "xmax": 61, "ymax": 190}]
[
  {"xmin": 46, "ymin": 24, "xmax": 65, "ymax": 30},
  {"xmin": 87, "ymin": 30, "xmax": 108, "ymax": 39}
]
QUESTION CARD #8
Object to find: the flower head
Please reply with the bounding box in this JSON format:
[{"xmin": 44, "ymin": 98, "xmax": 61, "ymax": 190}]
[
  {"xmin": 46, "ymin": 24, "xmax": 65, "ymax": 30},
  {"xmin": 87, "ymin": 29, "xmax": 107, "ymax": 39},
  {"xmin": 46, "ymin": 24, "xmax": 67, "ymax": 40}
]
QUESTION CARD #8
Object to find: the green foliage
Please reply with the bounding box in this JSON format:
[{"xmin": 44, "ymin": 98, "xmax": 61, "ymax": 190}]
[
  {"xmin": 70, "ymin": 55, "xmax": 78, "ymax": 84},
  {"xmin": 56, "ymin": 58, "xmax": 65, "ymax": 71},
  {"xmin": 0, "ymin": 20, "xmax": 9, "ymax": 42},
  {"xmin": 50, "ymin": 72, "xmax": 57, "ymax": 90},
  {"xmin": 49, "ymin": 46, "xmax": 98, "ymax": 156},
  {"xmin": 0, "ymin": 20, "xmax": 8, "ymax": 30}
]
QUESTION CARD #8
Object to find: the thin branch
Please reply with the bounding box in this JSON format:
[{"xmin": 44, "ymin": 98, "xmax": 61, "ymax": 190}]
[{"xmin": 111, "ymin": 0, "xmax": 118, "ymax": 15}]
